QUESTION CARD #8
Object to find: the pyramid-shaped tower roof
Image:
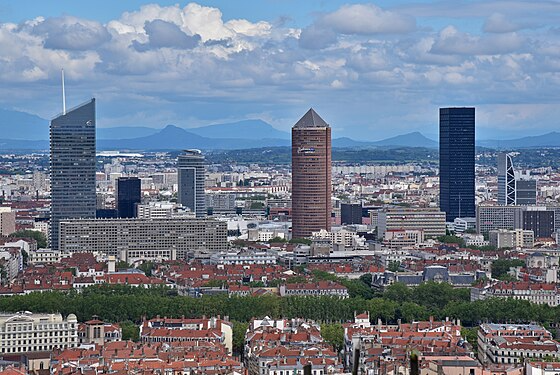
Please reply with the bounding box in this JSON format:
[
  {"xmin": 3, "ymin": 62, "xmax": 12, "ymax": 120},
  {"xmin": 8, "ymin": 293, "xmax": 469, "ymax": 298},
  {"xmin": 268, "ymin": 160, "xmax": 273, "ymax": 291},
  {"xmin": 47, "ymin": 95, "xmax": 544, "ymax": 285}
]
[{"xmin": 293, "ymin": 108, "xmax": 329, "ymax": 128}]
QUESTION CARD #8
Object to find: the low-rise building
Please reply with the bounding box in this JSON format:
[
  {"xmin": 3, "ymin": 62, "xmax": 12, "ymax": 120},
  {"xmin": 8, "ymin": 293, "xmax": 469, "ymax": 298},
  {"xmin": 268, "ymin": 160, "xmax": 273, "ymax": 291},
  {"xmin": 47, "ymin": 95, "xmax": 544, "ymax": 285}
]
[
  {"xmin": 279, "ymin": 281, "xmax": 349, "ymax": 298},
  {"xmin": 140, "ymin": 316, "xmax": 233, "ymax": 354},
  {"xmin": 0, "ymin": 312, "xmax": 78, "ymax": 355},
  {"xmin": 478, "ymin": 323, "xmax": 560, "ymax": 366}
]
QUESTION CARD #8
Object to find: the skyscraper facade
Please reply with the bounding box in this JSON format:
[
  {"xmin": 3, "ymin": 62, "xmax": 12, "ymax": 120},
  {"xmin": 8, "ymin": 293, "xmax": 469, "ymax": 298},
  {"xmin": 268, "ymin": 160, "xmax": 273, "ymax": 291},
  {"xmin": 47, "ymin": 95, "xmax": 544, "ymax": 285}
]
[
  {"xmin": 50, "ymin": 99, "xmax": 97, "ymax": 250},
  {"xmin": 439, "ymin": 107, "xmax": 475, "ymax": 222},
  {"xmin": 116, "ymin": 177, "xmax": 141, "ymax": 218},
  {"xmin": 177, "ymin": 150, "xmax": 206, "ymax": 218},
  {"xmin": 497, "ymin": 152, "xmax": 537, "ymax": 206},
  {"xmin": 291, "ymin": 109, "xmax": 332, "ymax": 238},
  {"xmin": 515, "ymin": 180, "xmax": 537, "ymax": 205},
  {"xmin": 497, "ymin": 153, "xmax": 515, "ymax": 205}
]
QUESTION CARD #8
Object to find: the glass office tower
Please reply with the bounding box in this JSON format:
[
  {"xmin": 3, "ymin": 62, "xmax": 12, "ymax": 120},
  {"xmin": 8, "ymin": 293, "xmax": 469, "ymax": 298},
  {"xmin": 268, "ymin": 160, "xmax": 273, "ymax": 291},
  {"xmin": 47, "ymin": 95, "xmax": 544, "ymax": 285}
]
[
  {"xmin": 116, "ymin": 177, "xmax": 141, "ymax": 218},
  {"xmin": 439, "ymin": 107, "xmax": 475, "ymax": 222},
  {"xmin": 50, "ymin": 99, "xmax": 97, "ymax": 249},
  {"xmin": 178, "ymin": 150, "xmax": 206, "ymax": 218}
]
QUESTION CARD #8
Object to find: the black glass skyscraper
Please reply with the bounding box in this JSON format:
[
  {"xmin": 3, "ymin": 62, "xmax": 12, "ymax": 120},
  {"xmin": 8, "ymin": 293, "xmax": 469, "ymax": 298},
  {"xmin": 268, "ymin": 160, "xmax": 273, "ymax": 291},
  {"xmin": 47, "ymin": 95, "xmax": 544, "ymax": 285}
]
[
  {"xmin": 178, "ymin": 150, "xmax": 206, "ymax": 218},
  {"xmin": 439, "ymin": 107, "xmax": 475, "ymax": 222},
  {"xmin": 50, "ymin": 99, "xmax": 97, "ymax": 250},
  {"xmin": 116, "ymin": 177, "xmax": 141, "ymax": 218}
]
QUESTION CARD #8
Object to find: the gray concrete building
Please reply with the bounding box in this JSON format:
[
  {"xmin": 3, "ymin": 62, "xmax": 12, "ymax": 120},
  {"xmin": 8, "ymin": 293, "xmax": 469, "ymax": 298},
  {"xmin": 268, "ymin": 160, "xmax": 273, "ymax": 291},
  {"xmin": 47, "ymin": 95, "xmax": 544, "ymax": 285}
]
[
  {"xmin": 378, "ymin": 208, "xmax": 446, "ymax": 238},
  {"xmin": 59, "ymin": 218, "xmax": 227, "ymax": 260}
]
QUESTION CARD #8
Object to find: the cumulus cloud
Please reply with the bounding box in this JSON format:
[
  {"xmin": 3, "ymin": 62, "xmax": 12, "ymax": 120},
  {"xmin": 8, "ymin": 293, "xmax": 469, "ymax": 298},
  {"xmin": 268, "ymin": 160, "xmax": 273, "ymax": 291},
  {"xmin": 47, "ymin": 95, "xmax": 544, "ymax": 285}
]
[
  {"xmin": 132, "ymin": 20, "xmax": 201, "ymax": 51},
  {"xmin": 299, "ymin": 4, "xmax": 415, "ymax": 49},
  {"xmin": 483, "ymin": 13, "xmax": 525, "ymax": 33},
  {"xmin": 430, "ymin": 26, "xmax": 524, "ymax": 55},
  {"xmin": 321, "ymin": 4, "xmax": 416, "ymax": 35},
  {"xmin": 30, "ymin": 16, "xmax": 111, "ymax": 51},
  {"xmin": 0, "ymin": 1, "xmax": 559, "ymax": 138}
]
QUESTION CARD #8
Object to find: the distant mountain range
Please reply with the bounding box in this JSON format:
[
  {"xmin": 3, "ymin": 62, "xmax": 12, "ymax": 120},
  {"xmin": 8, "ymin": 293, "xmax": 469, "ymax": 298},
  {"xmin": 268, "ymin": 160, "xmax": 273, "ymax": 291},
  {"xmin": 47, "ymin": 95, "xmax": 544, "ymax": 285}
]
[
  {"xmin": 0, "ymin": 107, "xmax": 559, "ymax": 151},
  {"xmin": 477, "ymin": 132, "xmax": 560, "ymax": 149}
]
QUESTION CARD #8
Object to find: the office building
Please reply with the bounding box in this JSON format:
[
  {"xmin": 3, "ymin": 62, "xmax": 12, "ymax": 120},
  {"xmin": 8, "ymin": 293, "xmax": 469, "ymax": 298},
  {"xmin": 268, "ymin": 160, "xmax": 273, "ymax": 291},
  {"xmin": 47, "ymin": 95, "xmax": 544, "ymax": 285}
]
[
  {"xmin": 476, "ymin": 205, "xmax": 524, "ymax": 235},
  {"xmin": 439, "ymin": 107, "xmax": 475, "ymax": 222},
  {"xmin": 497, "ymin": 153, "xmax": 515, "ymax": 205},
  {"xmin": 488, "ymin": 229, "xmax": 534, "ymax": 249},
  {"xmin": 516, "ymin": 179, "xmax": 537, "ymax": 205},
  {"xmin": 291, "ymin": 108, "xmax": 332, "ymax": 238},
  {"xmin": 498, "ymin": 152, "xmax": 537, "ymax": 206},
  {"xmin": 178, "ymin": 150, "xmax": 206, "ymax": 218},
  {"xmin": 0, "ymin": 207, "xmax": 15, "ymax": 236},
  {"xmin": 523, "ymin": 208, "xmax": 555, "ymax": 238},
  {"xmin": 0, "ymin": 312, "xmax": 78, "ymax": 354},
  {"xmin": 59, "ymin": 218, "xmax": 227, "ymax": 260},
  {"xmin": 50, "ymin": 99, "xmax": 96, "ymax": 250},
  {"xmin": 136, "ymin": 202, "xmax": 175, "ymax": 219},
  {"xmin": 377, "ymin": 208, "xmax": 446, "ymax": 238},
  {"xmin": 340, "ymin": 202, "xmax": 362, "ymax": 225},
  {"xmin": 116, "ymin": 177, "xmax": 141, "ymax": 218}
]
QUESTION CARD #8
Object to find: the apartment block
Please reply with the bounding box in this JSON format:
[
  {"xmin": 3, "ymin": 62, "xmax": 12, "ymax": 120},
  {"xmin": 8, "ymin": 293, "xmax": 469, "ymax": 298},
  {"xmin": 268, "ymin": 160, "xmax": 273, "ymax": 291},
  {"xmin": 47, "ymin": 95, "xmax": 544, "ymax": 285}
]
[
  {"xmin": 0, "ymin": 312, "xmax": 78, "ymax": 355},
  {"xmin": 378, "ymin": 208, "xmax": 446, "ymax": 238},
  {"xmin": 478, "ymin": 323, "xmax": 560, "ymax": 365},
  {"xmin": 59, "ymin": 218, "xmax": 227, "ymax": 260}
]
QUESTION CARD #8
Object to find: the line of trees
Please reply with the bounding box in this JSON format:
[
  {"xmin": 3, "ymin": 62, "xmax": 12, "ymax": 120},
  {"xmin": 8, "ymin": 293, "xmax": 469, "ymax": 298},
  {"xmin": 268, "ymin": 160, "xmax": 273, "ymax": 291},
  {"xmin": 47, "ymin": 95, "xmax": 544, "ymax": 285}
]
[{"xmin": 0, "ymin": 283, "xmax": 557, "ymax": 329}]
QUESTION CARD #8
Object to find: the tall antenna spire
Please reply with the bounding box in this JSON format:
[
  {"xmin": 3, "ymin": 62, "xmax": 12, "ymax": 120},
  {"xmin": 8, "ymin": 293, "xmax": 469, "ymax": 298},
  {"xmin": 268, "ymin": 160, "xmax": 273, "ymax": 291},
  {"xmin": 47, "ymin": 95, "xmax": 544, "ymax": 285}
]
[{"xmin": 61, "ymin": 68, "xmax": 66, "ymax": 115}]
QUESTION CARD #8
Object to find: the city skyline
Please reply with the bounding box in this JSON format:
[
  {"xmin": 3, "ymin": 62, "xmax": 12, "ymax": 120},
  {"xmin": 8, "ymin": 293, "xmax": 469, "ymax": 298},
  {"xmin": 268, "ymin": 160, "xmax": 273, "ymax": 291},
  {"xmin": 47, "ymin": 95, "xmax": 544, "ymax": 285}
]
[{"xmin": 0, "ymin": 1, "xmax": 559, "ymax": 140}]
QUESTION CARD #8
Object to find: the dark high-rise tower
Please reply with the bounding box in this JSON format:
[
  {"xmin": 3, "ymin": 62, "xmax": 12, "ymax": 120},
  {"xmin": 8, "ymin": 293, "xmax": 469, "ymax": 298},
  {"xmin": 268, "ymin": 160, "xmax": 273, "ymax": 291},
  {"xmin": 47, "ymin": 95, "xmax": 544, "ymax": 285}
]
[
  {"xmin": 178, "ymin": 150, "xmax": 206, "ymax": 218},
  {"xmin": 291, "ymin": 108, "xmax": 332, "ymax": 238},
  {"xmin": 116, "ymin": 177, "xmax": 141, "ymax": 218},
  {"xmin": 439, "ymin": 107, "xmax": 475, "ymax": 222},
  {"xmin": 50, "ymin": 99, "xmax": 97, "ymax": 250}
]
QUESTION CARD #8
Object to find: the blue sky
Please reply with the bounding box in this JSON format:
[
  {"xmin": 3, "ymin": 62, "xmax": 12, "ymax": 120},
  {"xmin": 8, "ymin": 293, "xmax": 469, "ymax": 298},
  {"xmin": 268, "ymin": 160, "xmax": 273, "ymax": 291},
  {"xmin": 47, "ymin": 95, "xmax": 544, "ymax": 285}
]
[{"xmin": 0, "ymin": 1, "xmax": 559, "ymax": 140}]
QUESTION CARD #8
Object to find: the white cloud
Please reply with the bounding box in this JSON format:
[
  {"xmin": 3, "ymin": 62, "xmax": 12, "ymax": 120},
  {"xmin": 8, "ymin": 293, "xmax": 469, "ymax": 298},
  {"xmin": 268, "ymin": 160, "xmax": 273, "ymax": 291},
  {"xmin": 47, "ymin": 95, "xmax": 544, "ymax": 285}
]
[
  {"xmin": 430, "ymin": 26, "xmax": 524, "ymax": 55},
  {"xmin": 0, "ymin": 2, "xmax": 559, "ymax": 138},
  {"xmin": 322, "ymin": 4, "xmax": 416, "ymax": 35},
  {"xmin": 483, "ymin": 13, "xmax": 525, "ymax": 33},
  {"xmin": 30, "ymin": 16, "xmax": 111, "ymax": 51}
]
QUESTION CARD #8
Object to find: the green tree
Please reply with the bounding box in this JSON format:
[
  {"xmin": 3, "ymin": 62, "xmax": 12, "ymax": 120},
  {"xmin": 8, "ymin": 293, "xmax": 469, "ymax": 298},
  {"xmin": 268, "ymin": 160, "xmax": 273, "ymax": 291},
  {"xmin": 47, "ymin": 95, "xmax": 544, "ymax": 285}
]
[
  {"xmin": 359, "ymin": 274, "xmax": 372, "ymax": 288},
  {"xmin": 384, "ymin": 283, "xmax": 412, "ymax": 303},
  {"xmin": 120, "ymin": 321, "xmax": 139, "ymax": 341},
  {"xmin": 137, "ymin": 261, "xmax": 154, "ymax": 277},
  {"xmin": 437, "ymin": 235, "xmax": 465, "ymax": 247},
  {"xmin": 461, "ymin": 327, "xmax": 478, "ymax": 354},
  {"xmin": 267, "ymin": 237, "xmax": 287, "ymax": 243},
  {"xmin": 9, "ymin": 230, "xmax": 47, "ymax": 248},
  {"xmin": 321, "ymin": 323, "xmax": 344, "ymax": 352},
  {"xmin": 491, "ymin": 259, "xmax": 525, "ymax": 279},
  {"xmin": 388, "ymin": 261, "xmax": 401, "ymax": 272},
  {"xmin": 289, "ymin": 238, "xmax": 312, "ymax": 245},
  {"xmin": 232, "ymin": 321, "xmax": 249, "ymax": 355}
]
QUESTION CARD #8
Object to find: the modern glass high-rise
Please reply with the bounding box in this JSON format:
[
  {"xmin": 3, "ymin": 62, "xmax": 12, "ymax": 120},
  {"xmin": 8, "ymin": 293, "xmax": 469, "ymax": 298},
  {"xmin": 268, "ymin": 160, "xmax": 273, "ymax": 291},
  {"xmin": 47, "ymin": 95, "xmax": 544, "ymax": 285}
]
[
  {"xmin": 50, "ymin": 99, "xmax": 97, "ymax": 250},
  {"xmin": 178, "ymin": 150, "xmax": 206, "ymax": 218},
  {"xmin": 497, "ymin": 153, "xmax": 515, "ymax": 205},
  {"xmin": 116, "ymin": 177, "xmax": 141, "ymax": 218},
  {"xmin": 439, "ymin": 107, "xmax": 475, "ymax": 222},
  {"xmin": 291, "ymin": 108, "xmax": 332, "ymax": 238},
  {"xmin": 497, "ymin": 152, "xmax": 537, "ymax": 206}
]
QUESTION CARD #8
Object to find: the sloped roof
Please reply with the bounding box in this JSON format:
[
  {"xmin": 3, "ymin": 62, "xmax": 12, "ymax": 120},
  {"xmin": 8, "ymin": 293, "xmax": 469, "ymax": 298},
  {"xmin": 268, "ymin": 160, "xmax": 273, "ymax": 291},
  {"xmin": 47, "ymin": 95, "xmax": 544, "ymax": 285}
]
[{"xmin": 294, "ymin": 108, "xmax": 329, "ymax": 128}]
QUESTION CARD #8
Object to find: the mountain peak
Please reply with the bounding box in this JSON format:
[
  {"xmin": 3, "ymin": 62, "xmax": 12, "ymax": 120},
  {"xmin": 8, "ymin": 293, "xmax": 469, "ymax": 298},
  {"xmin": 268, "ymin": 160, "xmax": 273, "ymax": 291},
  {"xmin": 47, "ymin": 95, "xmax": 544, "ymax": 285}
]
[{"xmin": 188, "ymin": 119, "xmax": 289, "ymax": 140}]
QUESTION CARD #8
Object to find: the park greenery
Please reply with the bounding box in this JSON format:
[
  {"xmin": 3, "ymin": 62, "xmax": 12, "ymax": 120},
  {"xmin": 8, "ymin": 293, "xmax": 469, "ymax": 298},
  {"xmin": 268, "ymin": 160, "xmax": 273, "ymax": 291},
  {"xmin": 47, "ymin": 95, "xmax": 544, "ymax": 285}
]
[
  {"xmin": 0, "ymin": 283, "xmax": 558, "ymax": 340},
  {"xmin": 491, "ymin": 259, "xmax": 525, "ymax": 280},
  {"xmin": 0, "ymin": 280, "xmax": 555, "ymax": 354},
  {"xmin": 9, "ymin": 229, "xmax": 47, "ymax": 249}
]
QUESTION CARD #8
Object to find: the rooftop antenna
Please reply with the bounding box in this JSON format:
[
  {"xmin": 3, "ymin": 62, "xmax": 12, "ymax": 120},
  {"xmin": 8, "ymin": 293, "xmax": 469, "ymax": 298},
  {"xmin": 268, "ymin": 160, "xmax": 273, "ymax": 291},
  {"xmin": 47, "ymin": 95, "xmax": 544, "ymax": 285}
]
[{"xmin": 61, "ymin": 68, "xmax": 66, "ymax": 115}]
